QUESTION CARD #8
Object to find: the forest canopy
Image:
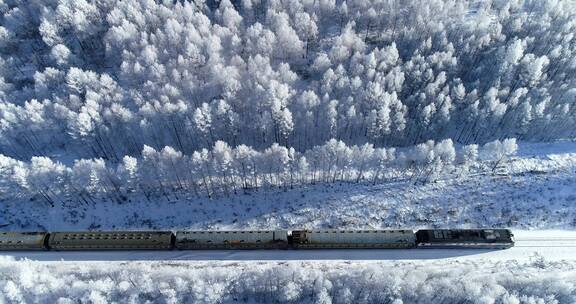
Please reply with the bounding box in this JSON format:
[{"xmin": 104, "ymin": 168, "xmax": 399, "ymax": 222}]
[
  {"xmin": 0, "ymin": 0, "xmax": 574, "ymax": 202},
  {"xmin": 0, "ymin": 0, "xmax": 574, "ymax": 161}
]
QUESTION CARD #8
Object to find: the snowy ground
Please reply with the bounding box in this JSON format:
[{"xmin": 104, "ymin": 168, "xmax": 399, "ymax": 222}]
[{"xmin": 2, "ymin": 142, "xmax": 575, "ymax": 231}]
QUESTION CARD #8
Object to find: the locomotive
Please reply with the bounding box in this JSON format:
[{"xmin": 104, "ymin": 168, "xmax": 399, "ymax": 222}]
[{"xmin": 0, "ymin": 229, "xmax": 514, "ymax": 251}]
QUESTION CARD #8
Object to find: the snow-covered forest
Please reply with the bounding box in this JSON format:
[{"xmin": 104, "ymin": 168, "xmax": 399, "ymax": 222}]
[
  {"xmin": 2, "ymin": 137, "xmax": 519, "ymax": 204},
  {"xmin": 1, "ymin": 257, "xmax": 575, "ymax": 303},
  {"xmin": 2, "ymin": 2, "xmax": 576, "ymax": 301},
  {"xmin": 1, "ymin": 0, "xmax": 575, "ymax": 203}
]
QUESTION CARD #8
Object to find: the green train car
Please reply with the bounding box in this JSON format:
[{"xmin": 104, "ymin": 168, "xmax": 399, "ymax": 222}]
[
  {"xmin": 291, "ymin": 230, "xmax": 416, "ymax": 248},
  {"xmin": 175, "ymin": 230, "xmax": 288, "ymax": 249},
  {"xmin": 48, "ymin": 231, "xmax": 174, "ymax": 250},
  {"xmin": 0, "ymin": 232, "xmax": 48, "ymax": 250}
]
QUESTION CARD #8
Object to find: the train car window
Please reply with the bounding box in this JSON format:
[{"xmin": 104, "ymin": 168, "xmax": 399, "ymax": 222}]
[
  {"xmin": 434, "ymin": 231, "xmax": 450, "ymax": 239},
  {"xmin": 485, "ymin": 230, "xmax": 497, "ymax": 240}
]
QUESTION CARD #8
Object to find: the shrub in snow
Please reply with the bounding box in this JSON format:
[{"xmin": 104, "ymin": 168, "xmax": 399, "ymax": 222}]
[
  {"xmin": 459, "ymin": 144, "xmax": 479, "ymax": 165},
  {"xmin": 481, "ymin": 139, "xmax": 518, "ymax": 173},
  {"xmin": 457, "ymin": 144, "xmax": 479, "ymax": 175}
]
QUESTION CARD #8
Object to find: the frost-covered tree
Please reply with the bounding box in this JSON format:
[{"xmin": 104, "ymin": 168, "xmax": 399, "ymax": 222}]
[
  {"xmin": 481, "ymin": 138, "xmax": 518, "ymax": 172},
  {"xmin": 26, "ymin": 157, "xmax": 68, "ymax": 206},
  {"xmin": 70, "ymin": 158, "xmax": 110, "ymax": 204},
  {"xmin": 117, "ymin": 155, "xmax": 138, "ymax": 194},
  {"xmin": 352, "ymin": 143, "xmax": 374, "ymax": 183},
  {"xmin": 458, "ymin": 144, "xmax": 479, "ymax": 175},
  {"xmin": 211, "ymin": 141, "xmax": 234, "ymax": 194},
  {"xmin": 233, "ymin": 144, "xmax": 258, "ymax": 190}
]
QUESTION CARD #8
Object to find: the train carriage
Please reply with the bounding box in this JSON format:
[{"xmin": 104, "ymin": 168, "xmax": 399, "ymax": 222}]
[
  {"xmin": 175, "ymin": 230, "xmax": 289, "ymax": 249},
  {"xmin": 291, "ymin": 230, "xmax": 417, "ymax": 248},
  {"xmin": 48, "ymin": 231, "xmax": 173, "ymax": 250},
  {"xmin": 416, "ymin": 229, "xmax": 514, "ymax": 249},
  {"xmin": 0, "ymin": 232, "xmax": 48, "ymax": 250}
]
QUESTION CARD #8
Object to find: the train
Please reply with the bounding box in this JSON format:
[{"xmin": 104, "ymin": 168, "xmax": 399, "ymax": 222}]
[{"xmin": 0, "ymin": 229, "xmax": 514, "ymax": 251}]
